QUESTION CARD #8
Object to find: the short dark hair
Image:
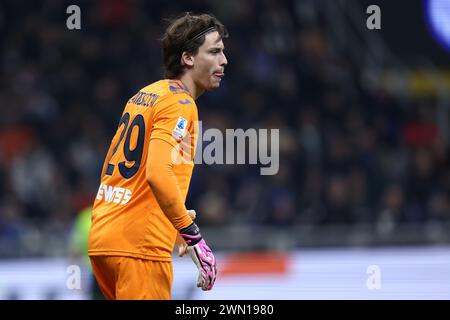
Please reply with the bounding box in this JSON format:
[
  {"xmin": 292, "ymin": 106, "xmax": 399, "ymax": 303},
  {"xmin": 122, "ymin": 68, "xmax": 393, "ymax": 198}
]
[{"xmin": 161, "ymin": 13, "xmax": 228, "ymax": 79}]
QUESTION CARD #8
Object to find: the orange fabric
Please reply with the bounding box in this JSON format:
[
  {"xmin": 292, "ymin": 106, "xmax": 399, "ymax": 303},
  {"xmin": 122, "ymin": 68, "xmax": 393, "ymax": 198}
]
[
  {"xmin": 146, "ymin": 139, "xmax": 193, "ymax": 231},
  {"xmin": 220, "ymin": 252, "xmax": 290, "ymax": 276},
  {"xmin": 90, "ymin": 255, "xmax": 173, "ymax": 300},
  {"xmin": 88, "ymin": 79, "xmax": 198, "ymax": 262}
]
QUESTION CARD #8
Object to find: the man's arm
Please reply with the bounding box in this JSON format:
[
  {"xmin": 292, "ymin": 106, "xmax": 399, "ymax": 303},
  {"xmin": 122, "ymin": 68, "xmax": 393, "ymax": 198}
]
[
  {"xmin": 146, "ymin": 138, "xmax": 193, "ymax": 231},
  {"xmin": 147, "ymin": 96, "xmax": 216, "ymax": 291},
  {"xmin": 146, "ymin": 138, "xmax": 217, "ymax": 291}
]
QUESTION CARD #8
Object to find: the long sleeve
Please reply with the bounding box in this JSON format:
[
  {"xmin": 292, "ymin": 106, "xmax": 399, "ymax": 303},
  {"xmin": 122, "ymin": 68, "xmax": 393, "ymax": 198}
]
[{"xmin": 146, "ymin": 137, "xmax": 193, "ymax": 231}]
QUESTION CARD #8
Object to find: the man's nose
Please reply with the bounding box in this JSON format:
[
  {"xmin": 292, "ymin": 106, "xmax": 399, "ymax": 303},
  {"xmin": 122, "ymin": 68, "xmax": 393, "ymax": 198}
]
[{"xmin": 220, "ymin": 52, "xmax": 228, "ymax": 67}]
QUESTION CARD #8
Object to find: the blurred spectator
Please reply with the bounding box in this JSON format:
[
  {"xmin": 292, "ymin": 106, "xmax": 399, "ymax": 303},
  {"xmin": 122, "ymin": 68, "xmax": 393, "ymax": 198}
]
[
  {"xmin": 0, "ymin": 195, "xmax": 25, "ymax": 257},
  {"xmin": 376, "ymin": 184, "xmax": 406, "ymax": 236}
]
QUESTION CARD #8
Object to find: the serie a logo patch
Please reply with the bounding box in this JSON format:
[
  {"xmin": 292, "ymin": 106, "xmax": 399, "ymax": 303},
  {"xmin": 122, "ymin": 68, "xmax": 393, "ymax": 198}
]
[{"xmin": 173, "ymin": 116, "xmax": 188, "ymax": 139}]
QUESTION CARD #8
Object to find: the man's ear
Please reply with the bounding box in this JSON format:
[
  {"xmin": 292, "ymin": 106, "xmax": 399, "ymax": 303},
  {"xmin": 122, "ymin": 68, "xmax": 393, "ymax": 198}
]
[{"xmin": 181, "ymin": 52, "xmax": 194, "ymax": 67}]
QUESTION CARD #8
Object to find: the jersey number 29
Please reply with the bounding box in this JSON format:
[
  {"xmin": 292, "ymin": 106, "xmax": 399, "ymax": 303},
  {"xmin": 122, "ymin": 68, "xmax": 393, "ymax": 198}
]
[{"xmin": 105, "ymin": 112, "xmax": 145, "ymax": 179}]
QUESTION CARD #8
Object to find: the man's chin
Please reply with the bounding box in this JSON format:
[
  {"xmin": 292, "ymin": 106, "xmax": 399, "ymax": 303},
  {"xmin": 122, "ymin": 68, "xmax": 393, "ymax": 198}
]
[{"xmin": 208, "ymin": 82, "xmax": 221, "ymax": 90}]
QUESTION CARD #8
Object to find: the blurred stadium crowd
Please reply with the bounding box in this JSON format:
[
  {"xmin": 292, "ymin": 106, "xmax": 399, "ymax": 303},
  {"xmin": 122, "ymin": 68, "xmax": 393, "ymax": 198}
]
[{"xmin": 0, "ymin": 0, "xmax": 449, "ymax": 256}]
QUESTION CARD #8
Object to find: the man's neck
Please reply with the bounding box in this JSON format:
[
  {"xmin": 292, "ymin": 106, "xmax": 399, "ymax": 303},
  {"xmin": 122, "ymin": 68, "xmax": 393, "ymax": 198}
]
[{"xmin": 177, "ymin": 74, "xmax": 204, "ymax": 100}]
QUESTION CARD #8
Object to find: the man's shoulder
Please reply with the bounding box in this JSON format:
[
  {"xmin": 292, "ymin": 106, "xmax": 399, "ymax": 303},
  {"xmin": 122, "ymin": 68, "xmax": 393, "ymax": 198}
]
[
  {"xmin": 126, "ymin": 80, "xmax": 193, "ymax": 109},
  {"xmin": 166, "ymin": 80, "xmax": 191, "ymax": 96},
  {"xmin": 126, "ymin": 80, "xmax": 195, "ymax": 117},
  {"xmin": 140, "ymin": 79, "xmax": 191, "ymax": 97},
  {"xmin": 155, "ymin": 80, "xmax": 196, "ymax": 109}
]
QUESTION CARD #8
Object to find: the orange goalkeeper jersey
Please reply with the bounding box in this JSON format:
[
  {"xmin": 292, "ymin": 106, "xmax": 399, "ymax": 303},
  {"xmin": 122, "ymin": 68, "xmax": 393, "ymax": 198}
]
[{"xmin": 88, "ymin": 79, "xmax": 198, "ymax": 261}]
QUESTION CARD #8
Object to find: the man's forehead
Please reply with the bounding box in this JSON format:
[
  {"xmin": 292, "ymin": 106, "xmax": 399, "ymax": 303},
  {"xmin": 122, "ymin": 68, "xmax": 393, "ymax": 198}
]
[{"xmin": 202, "ymin": 31, "xmax": 224, "ymax": 48}]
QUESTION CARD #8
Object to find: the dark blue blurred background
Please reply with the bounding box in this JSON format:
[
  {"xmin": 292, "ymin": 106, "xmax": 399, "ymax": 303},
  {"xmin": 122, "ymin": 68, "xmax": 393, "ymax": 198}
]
[{"xmin": 0, "ymin": 0, "xmax": 449, "ymax": 257}]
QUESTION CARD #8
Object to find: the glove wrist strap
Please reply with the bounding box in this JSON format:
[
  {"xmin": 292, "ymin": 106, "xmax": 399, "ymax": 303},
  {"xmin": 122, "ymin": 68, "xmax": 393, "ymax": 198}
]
[{"xmin": 180, "ymin": 222, "xmax": 202, "ymax": 246}]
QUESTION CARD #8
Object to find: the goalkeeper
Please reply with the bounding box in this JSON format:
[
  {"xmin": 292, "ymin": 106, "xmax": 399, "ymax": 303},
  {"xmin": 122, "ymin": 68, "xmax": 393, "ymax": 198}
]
[{"xmin": 88, "ymin": 12, "xmax": 227, "ymax": 299}]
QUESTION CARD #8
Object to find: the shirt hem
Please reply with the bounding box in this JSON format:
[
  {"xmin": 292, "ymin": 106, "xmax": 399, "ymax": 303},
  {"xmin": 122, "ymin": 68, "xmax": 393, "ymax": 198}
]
[{"xmin": 88, "ymin": 250, "xmax": 172, "ymax": 262}]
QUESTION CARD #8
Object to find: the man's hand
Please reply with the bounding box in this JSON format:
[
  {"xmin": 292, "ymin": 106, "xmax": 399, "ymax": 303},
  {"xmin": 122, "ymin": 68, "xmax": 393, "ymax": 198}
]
[
  {"xmin": 188, "ymin": 239, "xmax": 217, "ymax": 290},
  {"xmin": 180, "ymin": 221, "xmax": 217, "ymax": 291}
]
